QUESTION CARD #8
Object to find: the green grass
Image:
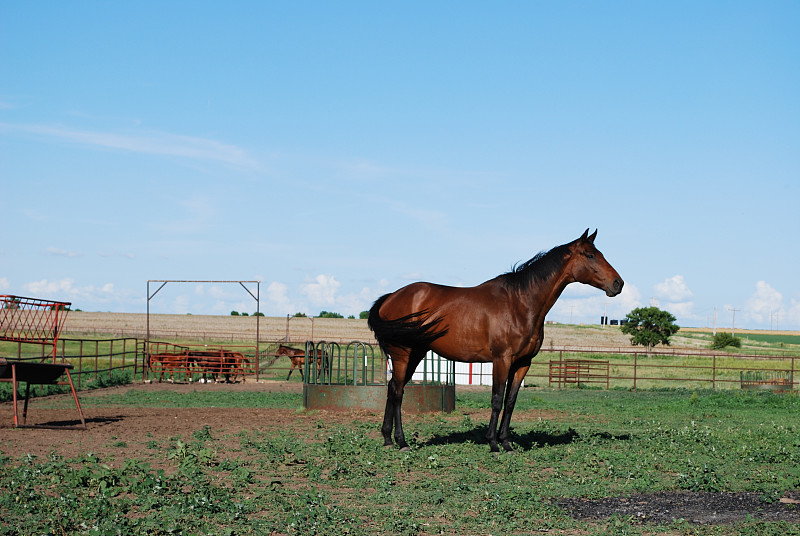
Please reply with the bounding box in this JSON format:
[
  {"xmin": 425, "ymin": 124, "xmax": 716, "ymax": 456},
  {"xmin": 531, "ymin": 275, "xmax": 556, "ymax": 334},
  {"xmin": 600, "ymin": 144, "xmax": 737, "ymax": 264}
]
[
  {"xmin": 2, "ymin": 387, "xmax": 799, "ymax": 535},
  {"xmin": 72, "ymin": 387, "xmax": 302, "ymax": 409},
  {"xmin": 738, "ymin": 333, "xmax": 800, "ymax": 346}
]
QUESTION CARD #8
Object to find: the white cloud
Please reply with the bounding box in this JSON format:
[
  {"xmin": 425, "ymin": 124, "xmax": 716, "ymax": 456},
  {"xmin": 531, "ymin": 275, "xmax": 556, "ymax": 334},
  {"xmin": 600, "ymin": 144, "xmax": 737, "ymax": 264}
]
[
  {"xmin": 745, "ymin": 281, "xmax": 783, "ymax": 324},
  {"xmin": 46, "ymin": 247, "xmax": 83, "ymax": 257},
  {"xmin": 0, "ymin": 122, "xmax": 258, "ymax": 169},
  {"xmin": 335, "ymin": 286, "xmax": 381, "ymax": 316},
  {"xmin": 22, "ymin": 278, "xmax": 115, "ymax": 305},
  {"xmin": 663, "ymin": 301, "xmax": 695, "ymax": 318},
  {"xmin": 786, "ymin": 298, "xmax": 800, "ymax": 329},
  {"xmin": 654, "ymin": 275, "xmax": 693, "ymax": 302},
  {"xmin": 267, "ymin": 281, "xmax": 295, "ymax": 315},
  {"xmin": 0, "ymin": 277, "xmax": 9, "ymax": 291},
  {"xmin": 301, "ymin": 274, "xmax": 341, "ymax": 308},
  {"xmin": 615, "ymin": 284, "xmax": 642, "ymax": 314},
  {"xmin": 207, "ymin": 285, "xmax": 229, "ymax": 300},
  {"xmin": 170, "ymin": 294, "xmax": 191, "ymax": 314}
]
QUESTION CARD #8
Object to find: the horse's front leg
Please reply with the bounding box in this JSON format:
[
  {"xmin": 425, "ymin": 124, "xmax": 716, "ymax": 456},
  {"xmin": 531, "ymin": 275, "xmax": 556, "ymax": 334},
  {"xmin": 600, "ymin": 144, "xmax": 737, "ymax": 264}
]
[
  {"xmin": 486, "ymin": 361, "xmax": 510, "ymax": 452},
  {"xmin": 497, "ymin": 362, "xmax": 531, "ymax": 452}
]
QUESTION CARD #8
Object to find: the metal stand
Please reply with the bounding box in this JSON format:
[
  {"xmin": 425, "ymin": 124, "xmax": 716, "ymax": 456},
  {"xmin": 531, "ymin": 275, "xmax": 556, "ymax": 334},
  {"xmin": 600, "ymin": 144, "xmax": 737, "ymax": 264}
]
[{"xmin": 2, "ymin": 360, "xmax": 87, "ymax": 429}]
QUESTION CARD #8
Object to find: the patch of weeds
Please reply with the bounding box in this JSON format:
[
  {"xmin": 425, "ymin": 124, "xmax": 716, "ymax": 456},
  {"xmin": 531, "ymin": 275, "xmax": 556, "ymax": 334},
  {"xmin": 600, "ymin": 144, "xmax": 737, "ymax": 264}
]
[
  {"xmin": 192, "ymin": 424, "xmax": 214, "ymax": 441},
  {"xmin": 678, "ymin": 459, "xmax": 722, "ymax": 492}
]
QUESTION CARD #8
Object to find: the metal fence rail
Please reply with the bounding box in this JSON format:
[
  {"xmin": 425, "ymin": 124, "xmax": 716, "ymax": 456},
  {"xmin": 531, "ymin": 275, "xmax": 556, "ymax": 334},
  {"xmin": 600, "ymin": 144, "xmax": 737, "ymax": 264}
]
[
  {"xmin": 528, "ymin": 348, "xmax": 798, "ymax": 390},
  {"xmin": 3, "ymin": 337, "xmax": 798, "ymax": 392},
  {"xmin": 549, "ymin": 359, "xmax": 610, "ymax": 389}
]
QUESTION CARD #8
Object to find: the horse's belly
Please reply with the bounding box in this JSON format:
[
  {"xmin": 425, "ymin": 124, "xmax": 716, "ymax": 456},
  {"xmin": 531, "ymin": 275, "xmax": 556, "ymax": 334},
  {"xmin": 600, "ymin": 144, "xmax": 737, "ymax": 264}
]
[{"xmin": 429, "ymin": 340, "xmax": 494, "ymax": 364}]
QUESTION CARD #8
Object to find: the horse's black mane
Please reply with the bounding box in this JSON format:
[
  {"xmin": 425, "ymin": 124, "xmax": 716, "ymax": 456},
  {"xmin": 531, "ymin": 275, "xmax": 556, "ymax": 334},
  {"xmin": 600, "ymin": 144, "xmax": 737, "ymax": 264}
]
[{"xmin": 499, "ymin": 242, "xmax": 572, "ymax": 292}]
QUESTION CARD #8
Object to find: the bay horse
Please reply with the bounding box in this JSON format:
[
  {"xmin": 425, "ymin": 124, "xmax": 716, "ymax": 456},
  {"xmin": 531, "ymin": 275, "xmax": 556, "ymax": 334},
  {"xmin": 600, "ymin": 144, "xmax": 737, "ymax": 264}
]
[
  {"xmin": 277, "ymin": 344, "xmax": 327, "ymax": 381},
  {"xmin": 368, "ymin": 229, "xmax": 623, "ymax": 452},
  {"xmin": 222, "ymin": 351, "xmax": 249, "ymax": 383},
  {"xmin": 188, "ymin": 349, "xmax": 247, "ymax": 383},
  {"xmin": 277, "ymin": 344, "xmax": 312, "ymax": 380}
]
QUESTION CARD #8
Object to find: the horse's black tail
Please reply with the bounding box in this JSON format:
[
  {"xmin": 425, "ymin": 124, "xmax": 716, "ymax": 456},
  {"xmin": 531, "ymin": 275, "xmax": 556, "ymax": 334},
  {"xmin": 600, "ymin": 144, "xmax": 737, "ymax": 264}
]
[{"xmin": 368, "ymin": 294, "xmax": 448, "ymax": 357}]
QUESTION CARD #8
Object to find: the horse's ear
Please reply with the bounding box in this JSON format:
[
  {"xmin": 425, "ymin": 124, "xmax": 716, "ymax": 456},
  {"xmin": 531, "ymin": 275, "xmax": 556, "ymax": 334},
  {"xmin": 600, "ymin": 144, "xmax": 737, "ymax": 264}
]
[
  {"xmin": 588, "ymin": 229, "xmax": 597, "ymax": 243},
  {"xmin": 580, "ymin": 228, "xmax": 589, "ymax": 241}
]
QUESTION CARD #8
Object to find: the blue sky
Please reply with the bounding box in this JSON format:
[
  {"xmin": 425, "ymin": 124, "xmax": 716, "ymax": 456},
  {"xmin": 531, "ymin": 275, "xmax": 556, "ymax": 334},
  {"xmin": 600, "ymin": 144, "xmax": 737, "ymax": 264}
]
[{"xmin": 1, "ymin": 2, "xmax": 798, "ymax": 330}]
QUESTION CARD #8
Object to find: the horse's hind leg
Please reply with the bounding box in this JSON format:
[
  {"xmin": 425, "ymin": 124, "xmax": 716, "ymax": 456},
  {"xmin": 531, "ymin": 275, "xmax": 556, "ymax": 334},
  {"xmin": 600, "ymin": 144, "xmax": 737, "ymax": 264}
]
[
  {"xmin": 382, "ymin": 347, "xmax": 425, "ymax": 450},
  {"xmin": 381, "ymin": 383, "xmax": 398, "ymax": 447}
]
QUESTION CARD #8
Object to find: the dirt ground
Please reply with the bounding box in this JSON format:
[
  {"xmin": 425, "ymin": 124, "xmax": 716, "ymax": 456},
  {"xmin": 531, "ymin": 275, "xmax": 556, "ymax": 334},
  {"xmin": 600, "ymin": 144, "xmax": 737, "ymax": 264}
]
[
  {"xmin": 0, "ymin": 381, "xmax": 318, "ymax": 461},
  {"xmin": 1, "ymin": 382, "xmax": 799, "ymax": 527},
  {"xmin": 0, "ymin": 382, "xmax": 558, "ymax": 461}
]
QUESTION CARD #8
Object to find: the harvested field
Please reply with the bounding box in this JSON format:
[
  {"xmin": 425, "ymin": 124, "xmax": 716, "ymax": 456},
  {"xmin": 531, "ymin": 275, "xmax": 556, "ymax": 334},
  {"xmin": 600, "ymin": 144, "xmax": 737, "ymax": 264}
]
[
  {"xmin": 65, "ymin": 312, "xmax": 651, "ymax": 346},
  {"xmin": 65, "ymin": 311, "xmax": 377, "ymax": 343},
  {"xmin": 65, "ymin": 312, "xmax": 795, "ymax": 350}
]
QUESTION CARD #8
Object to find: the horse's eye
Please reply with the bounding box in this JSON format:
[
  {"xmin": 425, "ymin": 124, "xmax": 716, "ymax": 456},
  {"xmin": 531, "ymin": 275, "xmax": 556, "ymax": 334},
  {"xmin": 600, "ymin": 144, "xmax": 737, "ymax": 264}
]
[{"xmin": 585, "ymin": 253, "xmax": 595, "ymax": 259}]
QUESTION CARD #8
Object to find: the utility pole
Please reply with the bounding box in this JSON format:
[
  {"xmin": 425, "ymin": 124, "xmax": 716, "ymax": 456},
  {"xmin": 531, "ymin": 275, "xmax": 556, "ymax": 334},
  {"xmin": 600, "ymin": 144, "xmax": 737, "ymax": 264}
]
[
  {"xmin": 713, "ymin": 306, "xmax": 717, "ymax": 336},
  {"xmin": 728, "ymin": 307, "xmax": 740, "ymax": 336},
  {"xmin": 569, "ymin": 305, "xmax": 575, "ymax": 324}
]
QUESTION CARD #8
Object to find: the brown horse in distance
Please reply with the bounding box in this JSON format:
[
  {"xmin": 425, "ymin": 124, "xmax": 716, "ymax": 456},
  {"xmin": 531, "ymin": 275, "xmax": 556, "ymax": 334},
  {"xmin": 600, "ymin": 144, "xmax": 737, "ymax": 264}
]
[
  {"xmin": 188, "ymin": 349, "xmax": 249, "ymax": 383},
  {"xmin": 277, "ymin": 344, "xmax": 316, "ymax": 381},
  {"xmin": 149, "ymin": 352, "xmax": 188, "ymax": 383},
  {"xmin": 368, "ymin": 229, "xmax": 624, "ymax": 452}
]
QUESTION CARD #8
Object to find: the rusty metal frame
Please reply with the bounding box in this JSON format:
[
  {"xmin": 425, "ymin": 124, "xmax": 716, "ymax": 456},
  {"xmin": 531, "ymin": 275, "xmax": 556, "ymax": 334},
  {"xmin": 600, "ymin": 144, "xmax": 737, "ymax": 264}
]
[
  {"xmin": 0, "ymin": 295, "xmax": 71, "ymax": 361},
  {"xmin": 0, "ymin": 295, "xmax": 86, "ymax": 428},
  {"xmin": 145, "ymin": 280, "xmax": 260, "ymax": 381}
]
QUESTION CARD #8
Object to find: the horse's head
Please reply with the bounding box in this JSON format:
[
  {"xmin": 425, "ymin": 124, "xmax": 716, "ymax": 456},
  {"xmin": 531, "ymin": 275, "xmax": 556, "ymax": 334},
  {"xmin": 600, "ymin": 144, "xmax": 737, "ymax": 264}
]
[
  {"xmin": 275, "ymin": 345, "xmax": 289, "ymax": 356},
  {"xmin": 568, "ymin": 229, "xmax": 623, "ymax": 297}
]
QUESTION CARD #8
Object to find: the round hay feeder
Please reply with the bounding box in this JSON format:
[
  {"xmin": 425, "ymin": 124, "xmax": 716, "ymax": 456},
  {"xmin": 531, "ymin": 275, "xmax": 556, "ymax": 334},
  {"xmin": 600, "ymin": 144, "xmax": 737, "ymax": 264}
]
[{"xmin": 302, "ymin": 341, "xmax": 455, "ymax": 413}]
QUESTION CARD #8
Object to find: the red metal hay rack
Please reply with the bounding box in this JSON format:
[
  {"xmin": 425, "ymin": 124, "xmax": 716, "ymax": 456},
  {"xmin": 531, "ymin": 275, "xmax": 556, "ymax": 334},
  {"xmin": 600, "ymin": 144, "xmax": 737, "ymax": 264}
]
[{"xmin": 0, "ymin": 295, "xmax": 86, "ymax": 429}]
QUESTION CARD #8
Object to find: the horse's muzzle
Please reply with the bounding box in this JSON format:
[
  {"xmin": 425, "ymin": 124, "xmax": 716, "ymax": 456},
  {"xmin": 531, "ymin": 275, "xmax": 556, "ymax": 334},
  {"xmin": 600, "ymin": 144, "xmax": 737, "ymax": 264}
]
[{"xmin": 606, "ymin": 278, "xmax": 624, "ymax": 297}]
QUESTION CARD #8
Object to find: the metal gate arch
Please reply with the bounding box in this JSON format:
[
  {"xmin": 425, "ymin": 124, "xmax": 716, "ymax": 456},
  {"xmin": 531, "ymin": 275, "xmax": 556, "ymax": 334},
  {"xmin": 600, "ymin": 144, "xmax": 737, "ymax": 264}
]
[{"xmin": 302, "ymin": 340, "xmax": 455, "ymax": 413}]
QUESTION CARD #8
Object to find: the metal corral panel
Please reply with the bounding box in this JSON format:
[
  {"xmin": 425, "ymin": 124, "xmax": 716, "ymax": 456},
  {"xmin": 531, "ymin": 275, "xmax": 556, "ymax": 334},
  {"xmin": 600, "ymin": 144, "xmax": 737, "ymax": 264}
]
[
  {"xmin": 452, "ymin": 361, "xmax": 494, "ymax": 386},
  {"xmin": 304, "ymin": 383, "xmax": 455, "ymax": 413}
]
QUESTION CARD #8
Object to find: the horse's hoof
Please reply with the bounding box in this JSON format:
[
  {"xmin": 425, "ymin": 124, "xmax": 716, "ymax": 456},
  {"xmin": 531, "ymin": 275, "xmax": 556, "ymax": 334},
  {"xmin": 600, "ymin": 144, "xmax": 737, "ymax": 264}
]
[
  {"xmin": 502, "ymin": 443, "xmax": 515, "ymax": 453},
  {"xmin": 399, "ymin": 446, "xmax": 411, "ymax": 452}
]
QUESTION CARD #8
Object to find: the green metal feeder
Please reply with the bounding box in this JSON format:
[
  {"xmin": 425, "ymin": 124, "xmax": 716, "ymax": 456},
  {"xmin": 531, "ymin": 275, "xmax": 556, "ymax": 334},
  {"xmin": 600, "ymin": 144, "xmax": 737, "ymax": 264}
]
[{"xmin": 302, "ymin": 341, "xmax": 455, "ymax": 413}]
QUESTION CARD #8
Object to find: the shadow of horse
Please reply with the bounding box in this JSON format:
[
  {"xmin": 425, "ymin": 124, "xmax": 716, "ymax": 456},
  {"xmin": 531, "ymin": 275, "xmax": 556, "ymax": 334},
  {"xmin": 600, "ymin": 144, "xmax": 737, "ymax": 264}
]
[{"xmin": 421, "ymin": 426, "xmax": 630, "ymax": 451}]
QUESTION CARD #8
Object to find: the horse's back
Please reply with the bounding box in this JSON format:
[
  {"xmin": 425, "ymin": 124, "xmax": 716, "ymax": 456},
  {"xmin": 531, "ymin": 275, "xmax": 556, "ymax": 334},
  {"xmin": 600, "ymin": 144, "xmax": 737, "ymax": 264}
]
[{"xmin": 380, "ymin": 280, "xmax": 507, "ymax": 319}]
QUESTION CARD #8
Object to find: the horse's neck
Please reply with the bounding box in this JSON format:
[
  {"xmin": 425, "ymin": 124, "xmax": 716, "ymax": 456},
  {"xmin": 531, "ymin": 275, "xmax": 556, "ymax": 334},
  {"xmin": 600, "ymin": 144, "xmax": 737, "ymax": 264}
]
[{"xmin": 521, "ymin": 268, "xmax": 573, "ymax": 326}]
